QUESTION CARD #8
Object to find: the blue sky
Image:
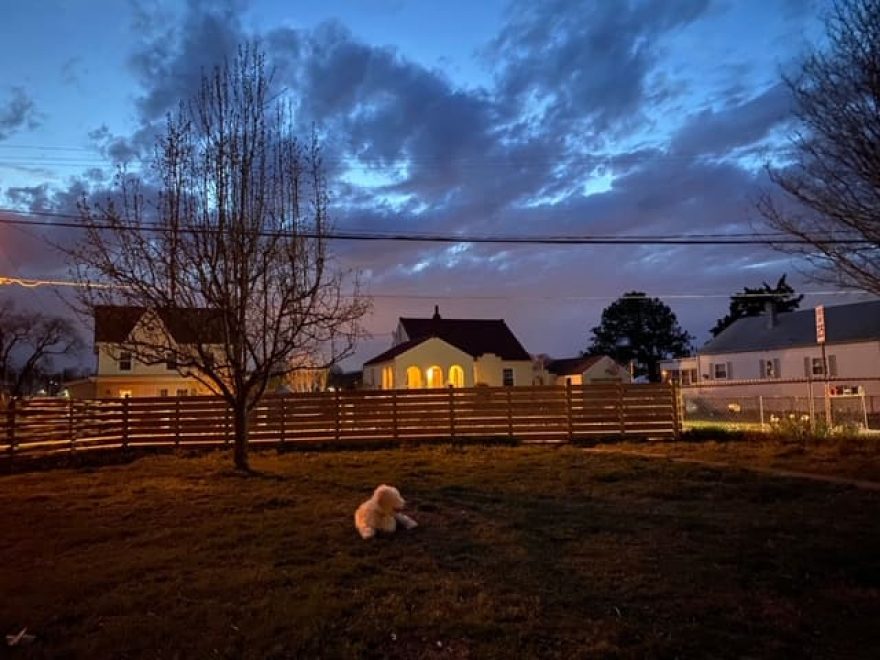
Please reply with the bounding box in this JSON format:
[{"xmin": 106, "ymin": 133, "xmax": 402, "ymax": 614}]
[{"xmin": 0, "ymin": 0, "xmax": 869, "ymax": 368}]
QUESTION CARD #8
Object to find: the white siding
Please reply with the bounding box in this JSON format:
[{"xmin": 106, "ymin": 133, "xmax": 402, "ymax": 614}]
[{"xmin": 696, "ymin": 341, "xmax": 880, "ymax": 395}]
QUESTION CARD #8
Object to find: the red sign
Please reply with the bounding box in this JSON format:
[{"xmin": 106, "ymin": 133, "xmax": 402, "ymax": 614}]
[{"xmin": 815, "ymin": 305, "xmax": 826, "ymax": 344}]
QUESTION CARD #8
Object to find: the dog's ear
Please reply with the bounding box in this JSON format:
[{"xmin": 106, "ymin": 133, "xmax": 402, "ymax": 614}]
[{"xmin": 375, "ymin": 485, "xmax": 403, "ymax": 512}]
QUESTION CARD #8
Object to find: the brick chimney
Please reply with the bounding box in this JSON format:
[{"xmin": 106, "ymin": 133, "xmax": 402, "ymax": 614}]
[{"xmin": 432, "ymin": 305, "xmax": 441, "ymax": 320}]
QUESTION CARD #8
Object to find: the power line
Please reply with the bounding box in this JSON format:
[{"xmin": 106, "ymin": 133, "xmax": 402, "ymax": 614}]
[
  {"xmin": 0, "ymin": 274, "xmax": 872, "ymax": 301},
  {"xmin": 0, "ymin": 276, "xmax": 119, "ymax": 289},
  {"xmin": 0, "ymin": 207, "xmax": 873, "ymax": 245}
]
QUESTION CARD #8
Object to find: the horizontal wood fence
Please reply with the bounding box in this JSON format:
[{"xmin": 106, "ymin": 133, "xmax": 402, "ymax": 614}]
[{"xmin": 1, "ymin": 383, "xmax": 679, "ymax": 458}]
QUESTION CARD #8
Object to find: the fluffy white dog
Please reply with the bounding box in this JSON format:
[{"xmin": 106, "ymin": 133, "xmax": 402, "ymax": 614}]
[{"xmin": 354, "ymin": 484, "xmax": 418, "ymax": 540}]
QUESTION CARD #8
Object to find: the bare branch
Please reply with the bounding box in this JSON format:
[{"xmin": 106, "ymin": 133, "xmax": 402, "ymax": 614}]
[
  {"xmin": 760, "ymin": 0, "xmax": 880, "ymax": 294},
  {"xmin": 64, "ymin": 44, "xmax": 370, "ymax": 469}
]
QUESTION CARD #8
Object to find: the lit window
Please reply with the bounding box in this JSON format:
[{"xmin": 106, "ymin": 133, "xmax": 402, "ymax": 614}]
[
  {"xmin": 448, "ymin": 365, "xmax": 464, "ymax": 388},
  {"xmin": 381, "ymin": 366, "xmax": 394, "ymax": 389},
  {"xmin": 159, "ymin": 389, "xmax": 168, "ymax": 397},
  {"xmin": 118, "ymin": 351, "xmax": 132, "ymax": 371},
  {"xmin": 503, "ymin": 368, "xmax": 514, "ymax": 387},
  {"xmin": 176, "ymin": 389, "xmax": 188, "ymax": 397},
  {"xmin": 406, "ymin": 366, "xmax": 422, "ymax": 388},
  {"xmin": 426, "ymin": 366, "xmax": 443, "ymax": 388},
  {"xmin": 713, "ymin": 363, "xmax": 728, "ymax": 380}
]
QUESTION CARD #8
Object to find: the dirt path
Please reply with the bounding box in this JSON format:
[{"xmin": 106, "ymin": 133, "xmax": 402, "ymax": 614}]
[{"xmin": 582, "ymin": 447, "xmax": 880, "ymax": 492}]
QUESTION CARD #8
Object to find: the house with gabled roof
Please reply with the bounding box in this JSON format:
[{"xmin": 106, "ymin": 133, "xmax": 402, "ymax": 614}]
[
  {"xmin": 660, "ymin": 300, "xmax": 880, "ymax": 396},
  {"xmin": 363, "ymin": 306, "xmax": 533, "ymax": 389},
  {"xmin": 543, "ymin": 355, "xmax": 630, "ymax": 386},
  {"xmin": 65, "ymin": 305, "xmax": 225, "ymax": 398}
]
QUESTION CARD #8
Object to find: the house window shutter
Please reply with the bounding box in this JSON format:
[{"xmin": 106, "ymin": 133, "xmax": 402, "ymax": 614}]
[
  {"xmin": 759, "ymin": 359, "xmax": 766, "ymax": 378},
  {"xmin": 803, "ymin": 357, "xmax": 810, "ymax": 377},
  {"xmin": 726, "ymin": 362, "xmax": 733, "ymax": 380},
  {"xmin": 773, "ymin": 358, "xmax": 781, "ymax": 378},
  {"xmin": 708, "ymin": 363, "xmax": 714, "ymax": 380},
  {"xmin": 828, "ymin": 355, "xmax": 838, "ymax": 377}
]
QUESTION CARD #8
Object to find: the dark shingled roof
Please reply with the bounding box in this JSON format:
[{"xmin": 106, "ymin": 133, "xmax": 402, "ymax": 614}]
[
  {"xmin": 363, "ymin": 309, "xmax": 532, "ymax": 366},
  {"xmin": 546, "ymin": 355, "xmax": 602, "ymax": 376},
  {"xmin": 399, "ymin": 314, "xmax": 531, "ymax": 361},
  {"xmin": 94, "ymin": 306, "xmax": 225, "ymax": 345},
  {"xmin": 702, "ymin": 300, "xmax": 880, "ymax": 355},
  {"xmin": 363, "ymin": 337, "xmax": 433, "ymax": 366}
]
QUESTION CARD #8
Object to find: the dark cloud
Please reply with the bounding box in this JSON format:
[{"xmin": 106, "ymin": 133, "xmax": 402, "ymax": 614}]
[
  {"xmin": 486, "ymin": 0, "xmax": 710, "ymax": 136},
  {"xmin": 82, "ymin": 0, "xmax": 253, "ymax": 165},
  {"xmin": 670, "ymin": 83, "xmax": 793, "ymax": 157},
  {"xmin": 16, "ymin": 0, "xmax": 827, "ymax": 365},
  {"xmin": 129, "ymin": 0, "xmax": 248, "ymax": 122},
  {"xmin": 0, "ymin": 87, "xmax": 42, "ymax": 141},
  {"xmin": 60, "ymin": 57, "xmax": 84, "ymax": 87}
]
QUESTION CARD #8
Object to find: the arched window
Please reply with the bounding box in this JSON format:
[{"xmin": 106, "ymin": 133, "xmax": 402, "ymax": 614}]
[
  {"xmin": 406, "ymin": 366, "xmax": 422, "ymax": 389},
  {"xmin": 448, "ymin": 365, "xmax": 464, "ymax": 388},
  {"xmin": 426, "ymin": 365, "xmax": 444, "ymax": 388}
]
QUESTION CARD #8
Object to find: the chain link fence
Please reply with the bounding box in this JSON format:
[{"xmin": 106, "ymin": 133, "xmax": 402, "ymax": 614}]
[{"xmin": 681, "ymin": 380, "xmax": 878, "ymax": 432}]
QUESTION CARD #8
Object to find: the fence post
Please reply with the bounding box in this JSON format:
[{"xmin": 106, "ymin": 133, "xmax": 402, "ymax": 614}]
[
  {"xmin": 224, "ymin": 405, "xmax": 230, "ymax": 446},
  {"xmin": 280, "ymin": 396, "xmax": 286, "ymax": 447},
  {"xmin": 6, "ymin": 397, "xmax": 16, "ymax": 458},
  {"xmin": 503, "ymin": 388, "xmax": 512, "ymax": 440},
  {"xmin": 807, "ymin": 377, "xmax": 816, "ymax": 432},
  {"xmin": 758, "ymin": 395, "xmax": 765, "ymax": 431},
  {"xmin": 670, "ymin": 383, "xmax": 680, "ymax": 439},
  {"xmin": 68, "ymin": 398, "xmax": 76, "ymax": 453},
  {"xmin": 174, "ymin": 397, "xmax": 181, "ymax": 447},
  {"xmin": 617, "ymin": 383, "xmax": 626, "ymax": 439},
  {"xmin": 392, "ymin": 389, "xmax": 399, "ymax": 442},
  {"xmin": 122, "ymin": 396, "xmax": 130, "ymax": 450},
  {"xmin": 334, "ymin": 389, "xmax": 341, "ymax": 443},
  {"xmin": 565, "ymin": 381, "xmax": 573, "ymax": 443},
  {"xmin": 449, "ymin": 385, "xmax": 456, "ymax": 441}
]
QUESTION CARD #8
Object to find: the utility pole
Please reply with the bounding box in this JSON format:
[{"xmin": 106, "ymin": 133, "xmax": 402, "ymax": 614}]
[{"xmin": 815, "ymin": 305, "xmax": 832, "ymax": 428}]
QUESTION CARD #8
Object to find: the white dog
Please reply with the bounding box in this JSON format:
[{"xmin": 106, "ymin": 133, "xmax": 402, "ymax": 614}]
[{"xmin": 354, "ymin": 484, "xmax": 418, "ymax": 540}]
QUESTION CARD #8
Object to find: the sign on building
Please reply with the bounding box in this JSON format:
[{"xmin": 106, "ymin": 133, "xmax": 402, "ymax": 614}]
[{"xmin": 815, "ymin": 305, "xmax": 826, "ymax": 344}]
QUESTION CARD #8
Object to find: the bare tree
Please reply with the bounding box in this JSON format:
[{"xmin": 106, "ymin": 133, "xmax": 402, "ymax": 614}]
[
  {"xmin": 70, "ymin": 46, "xmax": 369, "ymax": 470},
  {"xmin": 759, "ymin": 0, "xmax": 880, "ymax": 293},
  {"xmin": 0, "ymin": 300, "xmax": 81, "ymax": 402}
]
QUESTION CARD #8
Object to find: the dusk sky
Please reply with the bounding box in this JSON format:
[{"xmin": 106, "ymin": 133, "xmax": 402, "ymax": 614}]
[{"xmin": 0, "ymin": 0, "xmax": 872, "ymax": 369}]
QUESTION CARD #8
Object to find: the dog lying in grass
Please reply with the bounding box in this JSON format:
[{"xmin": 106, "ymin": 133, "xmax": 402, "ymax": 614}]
[{"xmin": 354, "ymin": 485, "xmax": 418, "ymax": 540}]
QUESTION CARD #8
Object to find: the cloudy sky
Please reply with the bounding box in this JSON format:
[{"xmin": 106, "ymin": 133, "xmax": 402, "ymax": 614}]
[{"xmin": 0, "ymin": 0, "xmax": 870, "ymax": 368}]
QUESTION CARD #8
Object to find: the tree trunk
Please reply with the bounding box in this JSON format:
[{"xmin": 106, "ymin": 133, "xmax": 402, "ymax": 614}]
[{"xmin": 232, "ymin": 400, "xmax": 250, "ymax": 471}]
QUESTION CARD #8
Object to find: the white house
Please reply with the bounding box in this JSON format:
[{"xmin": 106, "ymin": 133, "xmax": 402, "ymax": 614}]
[
  {"xmin": 542, "ymin": 355, "xmax": 631, "ymax": 386},
  {"xmin": 661, "ymin": 300, "xmax": 880, "ymax": 396},
  {"xmin": 66, "ymin": 306, "xmax": 224, "ymax": 398},
  {"xmin": 363, "ymin": 306, "xmax": 533, "ymax": 389}
]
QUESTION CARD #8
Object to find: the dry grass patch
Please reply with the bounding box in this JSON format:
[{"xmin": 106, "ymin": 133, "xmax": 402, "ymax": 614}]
[
  {"xmin": 600, "ymin": 433, "xmax": 880, "ymax": 482},
  {"xmin": 1, "ymin": 446, "xmax": 879, "ymax": 658}
]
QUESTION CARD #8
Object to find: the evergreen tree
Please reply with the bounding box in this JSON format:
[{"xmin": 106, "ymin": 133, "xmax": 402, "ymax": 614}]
[
  {"xmin": 710, "ymin": 274, "xmax": 803, "ymax": 336},
  {"xmin": 587, "ymin": 292, "xmax": 693, "ymax": 382}
]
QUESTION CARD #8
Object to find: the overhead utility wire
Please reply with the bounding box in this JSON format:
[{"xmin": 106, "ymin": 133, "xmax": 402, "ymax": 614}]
[
  {"xmin": 0, "ymin": 274, "xmax": 871, "ymax": 300},
  {"xmin": 0, "ymin": 209, "xmax": 872, "ymax": 246}
]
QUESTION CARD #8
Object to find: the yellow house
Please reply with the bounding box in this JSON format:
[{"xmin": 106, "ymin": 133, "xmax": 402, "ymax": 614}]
[
  {"xmin": 363, "ymin": 306, "xmax": 534, "ymax": 389},
  {"xmin": 66, "ymin": 306, "xmax": 224, "ymax": 398}
]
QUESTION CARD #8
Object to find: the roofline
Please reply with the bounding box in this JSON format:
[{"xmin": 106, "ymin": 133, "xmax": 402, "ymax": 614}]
[{"xmin": 700, "ymin": 337, "xmax": 880, "ymax": 356}]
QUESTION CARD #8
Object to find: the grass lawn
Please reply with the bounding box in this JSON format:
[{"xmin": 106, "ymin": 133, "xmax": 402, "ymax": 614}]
[
  {"xmin": 596, "ymin": 434, "xmax": 880, "ymax": 483},
  {"xmin": 2, "ymin": 445, "xmax": 879, "ymax": 659}
]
